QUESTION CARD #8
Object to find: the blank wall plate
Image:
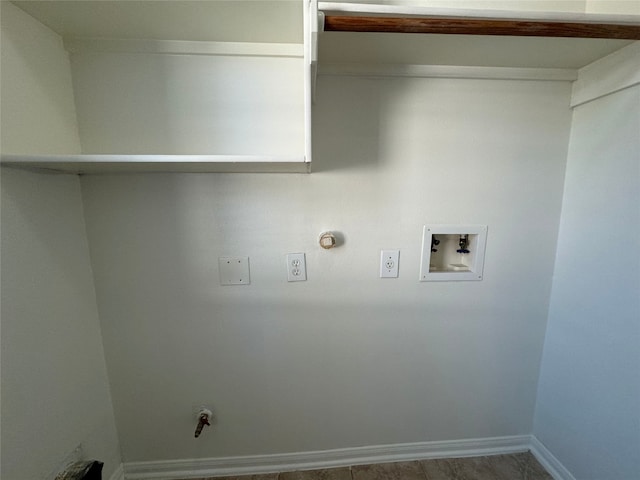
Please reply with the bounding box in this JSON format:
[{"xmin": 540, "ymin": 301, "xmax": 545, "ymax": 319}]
[{"xmin": 219, "ymin": 256, "xmax": 250, "ymax": 285}]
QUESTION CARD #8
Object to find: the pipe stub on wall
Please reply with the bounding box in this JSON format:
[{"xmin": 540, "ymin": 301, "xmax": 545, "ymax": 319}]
[{"xmin": 319, "ymin": 231, "xmax": 337, "ymax": 249}]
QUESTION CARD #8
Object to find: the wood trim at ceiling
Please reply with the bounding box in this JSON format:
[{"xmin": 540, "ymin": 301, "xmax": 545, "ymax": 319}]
[{"xmin": 323, "ymin": 16, "xmax": 640, "ymax": 40}]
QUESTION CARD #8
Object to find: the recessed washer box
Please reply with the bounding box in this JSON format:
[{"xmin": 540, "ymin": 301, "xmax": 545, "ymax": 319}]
[{"xmin": 419, "ymin": 225, "xmax": 487, "ymax": 282}]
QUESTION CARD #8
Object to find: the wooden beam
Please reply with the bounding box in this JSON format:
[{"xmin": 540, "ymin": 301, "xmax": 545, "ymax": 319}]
[{"xmin": 323, "ymin": 15, "xmax": 640, "ymax": 40}]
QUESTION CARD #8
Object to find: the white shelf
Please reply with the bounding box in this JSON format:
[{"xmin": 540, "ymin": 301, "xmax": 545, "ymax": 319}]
[
  {"xmin": 3, "ymin": 1, "xmax": 312, "ymax": 175},
  {"xmin": 5, "ymin": 1, "xmax": 638, "ymax": 174},
  {"xmin": 317, "ymin": 2, "xmax": 638, "ymax": 69},
  {"xmin": 0, "ymin": 155, "xmax": 310, "ymax": 174},
  {"xmin": 318, "ymin": 2, "xmax": 640, "ymax": 24}
]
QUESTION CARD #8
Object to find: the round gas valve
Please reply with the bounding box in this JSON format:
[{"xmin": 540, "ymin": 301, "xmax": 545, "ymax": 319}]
[{"xmin": 319, "ymin": 231, "xmax": 337, "ymax": 249}]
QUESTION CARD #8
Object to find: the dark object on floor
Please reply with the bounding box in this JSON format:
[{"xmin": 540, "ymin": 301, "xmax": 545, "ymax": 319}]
[{"xmin": 55, "ymin": 460, "xmax": 103, "ymax": 480}]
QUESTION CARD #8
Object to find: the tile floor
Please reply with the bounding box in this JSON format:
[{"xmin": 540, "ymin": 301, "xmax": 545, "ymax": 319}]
[{"xmin": 195, "ymin": 451, "xmax": 553, "ymax": 480}]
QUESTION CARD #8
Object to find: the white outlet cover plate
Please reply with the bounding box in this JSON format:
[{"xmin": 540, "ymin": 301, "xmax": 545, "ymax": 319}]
[
  {"xmin": 286, "ymin": 253, "xmax": 307, "ymax": 282},
  {"xmin": 219, "ymin": 256, "xmax": 250, "ymax": 285},
  {"xmin": 380, "ymin": 249, "xmax": 400, "ymax": 278}
]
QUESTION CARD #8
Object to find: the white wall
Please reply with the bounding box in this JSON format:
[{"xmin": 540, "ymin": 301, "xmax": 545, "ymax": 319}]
[
  {"xmin": 0, "ymin": 1, "xmax": 80, "ymax": 155},
  {"xmin": 533, "ymin": 81, "xmax": 640, "ymax": 479},
  {"xmin": 1, "ymin": 168, "xmax": 121, "ymax": 480},
  {"xmin": 80, "ymin": 75, "xmax": 572, "ymax": 462},
  {"xmin": 69, "ymin": 49, "xmax": 304, "ymax": 155},
  {"xmin": 0, "ymin": 4, "xmax": 121, "ymax": 477},
  {"xmin": 585, "ymin": 0, "xmax": 640, "ymax": 14}
]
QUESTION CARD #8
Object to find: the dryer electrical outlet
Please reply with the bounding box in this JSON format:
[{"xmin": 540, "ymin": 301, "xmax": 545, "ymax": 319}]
[
  {"xmin": 380, "ymin": 250, "xmax": 400, "ymax": 278},
  {"xmin": 419, "ymin": 225, "xmax": 487, "ymax": 281}
]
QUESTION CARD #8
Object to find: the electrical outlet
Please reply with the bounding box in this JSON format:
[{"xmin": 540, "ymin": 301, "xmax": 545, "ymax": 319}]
[
  {"xmin": 380, "ymin": 249, "xmax": 400, "ymax": 278},
  {"xmin": 286, "ymin": 253, "xmax": 307, "ymax": 282}
]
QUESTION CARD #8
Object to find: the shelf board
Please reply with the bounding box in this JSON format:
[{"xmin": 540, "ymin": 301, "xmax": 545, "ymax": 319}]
[
  {"xmin": 0, "ymin": 155, "xmax": 311, "ymax": 174},
  {"xmin": 318, "ymin": 2, "xmax": 640, "ymax": 26},
  {"xmin": 317, "ymin": 2, "xmax": 639, "ymax": 69},
  {"xmin": 323, "ymin": 15, "xmax": 640, "ymax": 39}
]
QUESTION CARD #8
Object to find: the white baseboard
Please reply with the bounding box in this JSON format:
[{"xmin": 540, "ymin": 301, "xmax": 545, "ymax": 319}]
[
  {"xmin": 530, "ymin": 436, "xmax": 577, "ymax": 480},
  {"xmin": 107, "ymin": 463, "xmax": 125, "ymax": 480},
  {"xmin": 123, "ymin": 435, "xmax": 530, "ymax": 480}
]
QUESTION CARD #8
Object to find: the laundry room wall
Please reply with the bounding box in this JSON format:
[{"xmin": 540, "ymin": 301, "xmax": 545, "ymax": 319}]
[{"xmin": 80, "ymin": 74, "xmax": 573, "ymax": 462}]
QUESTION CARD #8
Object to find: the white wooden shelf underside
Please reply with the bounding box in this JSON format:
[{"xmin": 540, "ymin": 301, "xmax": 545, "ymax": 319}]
[{"xmin": 0, "ymin": 155, "xmax": 311, "ymax": 174}]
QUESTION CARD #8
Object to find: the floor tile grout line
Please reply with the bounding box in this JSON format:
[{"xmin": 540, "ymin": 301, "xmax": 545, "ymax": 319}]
[{"xmin": 418, "ymin": 458, "xmax": 428, "ymax": 480}]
